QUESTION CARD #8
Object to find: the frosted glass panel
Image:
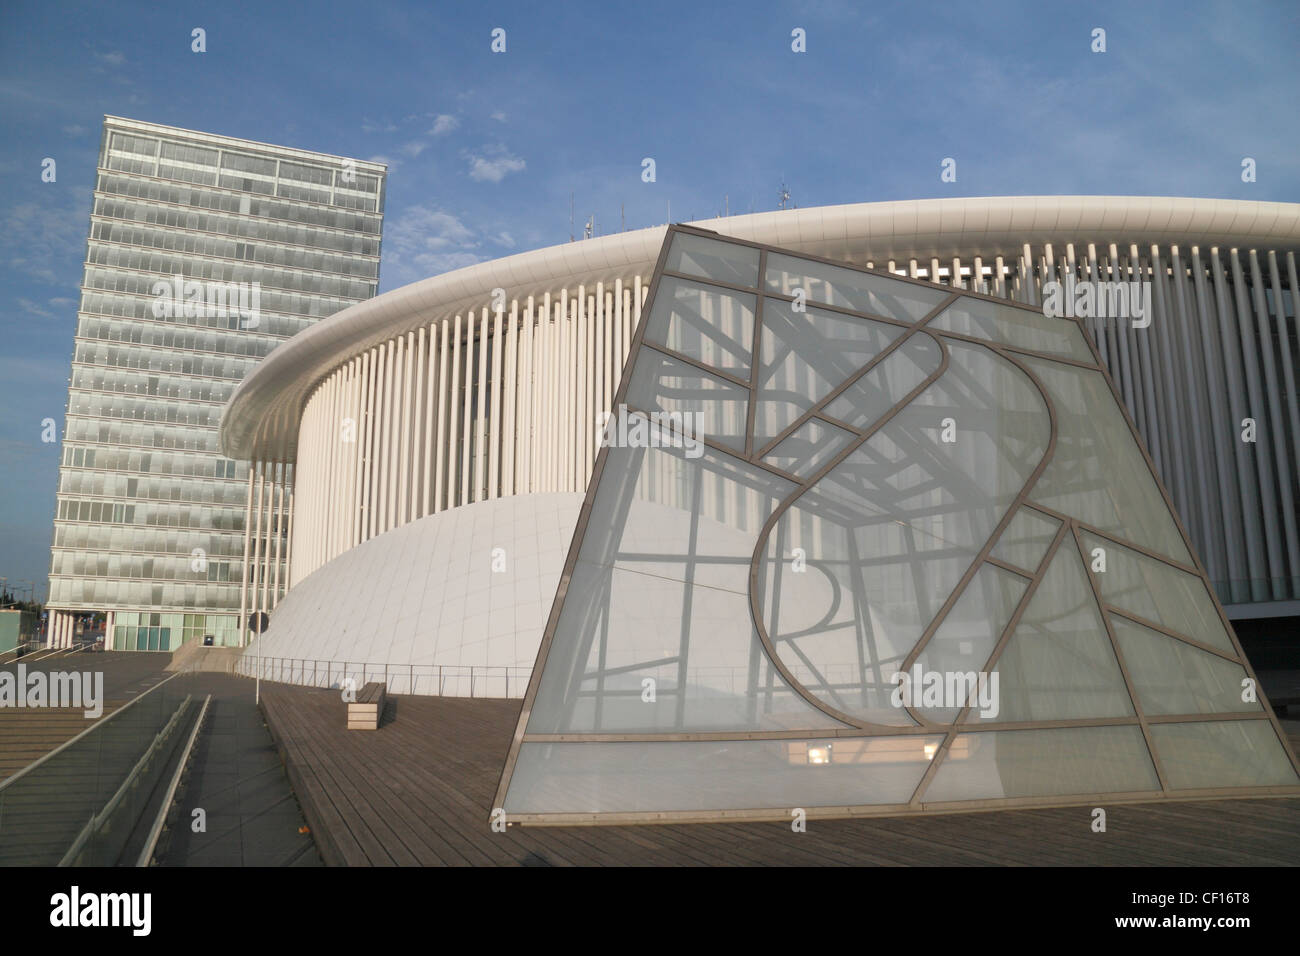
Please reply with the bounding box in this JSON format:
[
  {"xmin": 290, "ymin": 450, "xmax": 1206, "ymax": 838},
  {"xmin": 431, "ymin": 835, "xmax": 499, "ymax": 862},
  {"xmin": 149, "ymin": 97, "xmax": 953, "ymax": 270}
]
[
  {"xmin": 929, "ymin": 297, "xmax": 1094, "ymax": 362},
  {"xmin": 665, "ymin": 232, "xmax": 761, "ymax": 287},
  {"xmin": 979, "ymin": 544, "xmax": 1133, "ymax": 723},
  {"xmin": 912, "ymin": 562, "xmax": 1028, "ymax": 723},
  {"xmin": 626, "ymin": 351, "xmax": 749, "ymax": 452},
  {"xmin": 924, "ymin": 727, "xmax": 1159, "ymax": 802},
  {"xmin": 1023, "ymin": 356, "xmax": 1191, "ymax": 563},
  {"xmin": 643, "ymin": 276, "xmax": 755, "ymax": 375},
  {"xmin": 754, "ymin": 299, "xmax": 899, "ymax": 448},
  {"xmin": 1113, "ymin": 616, "xmax": 1258, "ymax": 716},
  {"xmin": 823, "ymin": 332, "xmax": 942, "ymax": 431},
  {"xmin": 990, "ymin": 505, "xmax": 1060, "ymax": 572},
  {"xmin": 1080, "ymin": 531, "xmax": 1234, "ymax": 654},
  {"xmin": 506, "ymin": 736, "xmax": 944, "ymax": 814},
  {"xmin": 762, "ymin": 418, "xmax": 856, "ymax": 479},
  {"xmin": 501, "ymin": 229, "xmax": 1297, "ymax": 822},
  {"xmin": 765, "ymin": 252, "xmax": 949, "ymax": 322},
  {"xmin": 1150, "ymin": 721, "xmax": 1299, "ymax": 790},
  {"xmin": 526, "ymin": 421, "xmax": 844, "ymax": 733}
]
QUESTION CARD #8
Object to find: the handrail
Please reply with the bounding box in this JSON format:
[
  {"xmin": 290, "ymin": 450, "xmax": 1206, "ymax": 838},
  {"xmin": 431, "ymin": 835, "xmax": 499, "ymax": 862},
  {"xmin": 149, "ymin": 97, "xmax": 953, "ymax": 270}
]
[
  {"xmin": 0, "ymin": 671, "xmax": 181, "ymax": 793},
  {"xmin": 59, "ymin": 694, "xmax": 194, "ymax": 867},
  {"xmin": 136, "ymin": 693, "xmax": 210, "ymax": 867}
]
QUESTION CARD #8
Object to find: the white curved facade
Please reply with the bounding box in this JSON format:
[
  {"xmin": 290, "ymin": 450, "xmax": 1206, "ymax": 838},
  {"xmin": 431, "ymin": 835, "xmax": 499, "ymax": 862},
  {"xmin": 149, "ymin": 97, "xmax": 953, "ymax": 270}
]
[
  {"xmin": 221, "ymin": 196, "xmax": 1300, "ymax": 678},
  {"xmin": 237, "ymin": 492, "xmax": 583, "ymax": 694}
]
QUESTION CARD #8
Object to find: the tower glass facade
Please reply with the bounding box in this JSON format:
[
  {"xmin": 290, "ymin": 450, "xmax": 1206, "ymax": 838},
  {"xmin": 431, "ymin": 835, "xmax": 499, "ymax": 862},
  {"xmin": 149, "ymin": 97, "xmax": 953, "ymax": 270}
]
[{"xmin": 48, "ymin": 116, "xmax": 385, "ymax": 650}]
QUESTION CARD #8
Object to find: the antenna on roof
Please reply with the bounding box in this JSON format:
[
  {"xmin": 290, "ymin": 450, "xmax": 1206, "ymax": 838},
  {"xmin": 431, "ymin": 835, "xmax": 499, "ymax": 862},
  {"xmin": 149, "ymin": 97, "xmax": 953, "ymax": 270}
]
[
  {"xmin": 569, "ymin": 192, "xmax": 575, "ymax": 242},
  {"xmin": 778, "ymin": 180, "xmax": 791, "ymax": 210},
  {"xmin": 584, "ymin": 215, "xmax": 594, "ymax": 240}
]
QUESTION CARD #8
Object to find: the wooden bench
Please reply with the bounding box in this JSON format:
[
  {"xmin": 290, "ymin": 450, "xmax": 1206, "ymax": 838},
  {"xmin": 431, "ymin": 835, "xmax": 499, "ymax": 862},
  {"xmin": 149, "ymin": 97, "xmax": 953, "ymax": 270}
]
[{"xmin": 347, "ymin": 682, "xmax": 386, "ymax": 731}]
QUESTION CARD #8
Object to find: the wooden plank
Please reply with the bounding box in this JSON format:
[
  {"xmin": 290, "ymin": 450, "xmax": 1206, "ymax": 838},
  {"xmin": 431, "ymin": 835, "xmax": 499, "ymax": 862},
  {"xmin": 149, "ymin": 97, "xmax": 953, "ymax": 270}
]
[{"xmin": 257, "ymin": 684, "xmax": 1300, "ymax": 867}]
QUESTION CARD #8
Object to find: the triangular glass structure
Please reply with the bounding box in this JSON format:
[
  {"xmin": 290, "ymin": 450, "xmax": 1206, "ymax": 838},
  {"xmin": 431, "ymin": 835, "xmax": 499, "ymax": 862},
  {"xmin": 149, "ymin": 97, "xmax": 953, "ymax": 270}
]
[{"xmin": 494, "ymin": 226, "xmax": 1300, "ymax": 824}]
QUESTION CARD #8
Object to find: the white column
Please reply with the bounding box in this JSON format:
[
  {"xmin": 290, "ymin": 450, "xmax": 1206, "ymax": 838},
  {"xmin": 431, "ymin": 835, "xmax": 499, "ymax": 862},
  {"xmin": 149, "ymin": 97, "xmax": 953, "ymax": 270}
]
[
  {"xmin": 238, "ymin": 466, "xmax": 253, "ymax": 644},
  {"xmin": 461, "ymin": 311, "xmax": 476, "ymax": 506},
  {"xmin": 502, "ymin": 299, "xmax": 518, "ymax": 498},
  {"xmin": 398, "ymin": 331, "xmax": 415, "ymax": 526},
  {"xmin": 475, "ymin": 306, "xmax": 489, "ymax": 502},
  {"xmin": 435, "ymin": 318, "xmax": 451, "ymax": 513}
]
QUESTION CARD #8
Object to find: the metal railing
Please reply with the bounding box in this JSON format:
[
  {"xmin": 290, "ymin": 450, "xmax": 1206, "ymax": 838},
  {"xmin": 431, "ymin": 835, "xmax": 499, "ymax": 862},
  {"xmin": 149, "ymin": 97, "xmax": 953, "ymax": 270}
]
[
  {"xmin": 234, "ymin": 655, "xmax": 531, "ymax": 698},
  {"xmin": 0, "ymin": 672, "xmax": 201, "ymax": 867}
]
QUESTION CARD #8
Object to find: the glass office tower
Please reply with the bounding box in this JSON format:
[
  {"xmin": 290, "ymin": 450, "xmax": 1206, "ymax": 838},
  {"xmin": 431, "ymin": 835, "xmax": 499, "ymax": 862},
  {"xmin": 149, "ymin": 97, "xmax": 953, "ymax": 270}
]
[{"xmin": 47, "ymin": 116, "xmax": 386, "ymax": 651}]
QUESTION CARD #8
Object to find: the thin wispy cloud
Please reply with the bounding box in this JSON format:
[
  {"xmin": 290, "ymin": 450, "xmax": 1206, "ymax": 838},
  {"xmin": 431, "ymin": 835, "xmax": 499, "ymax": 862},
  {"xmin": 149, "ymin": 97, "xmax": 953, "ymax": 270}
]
[
  {"xmin": 430, "ymin": 114, "xmax": 459, "ymax": 135},
  {"xmin": 465, "ymin": 145, "xmax": 525, "ymax": 183}
]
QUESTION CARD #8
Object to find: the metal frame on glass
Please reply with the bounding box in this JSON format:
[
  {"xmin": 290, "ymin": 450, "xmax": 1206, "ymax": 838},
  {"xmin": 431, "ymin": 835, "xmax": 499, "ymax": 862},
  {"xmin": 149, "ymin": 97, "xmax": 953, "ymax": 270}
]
[{"xmin": 493, "ymin": 225, "xmax": 1300, "ymax": 826}]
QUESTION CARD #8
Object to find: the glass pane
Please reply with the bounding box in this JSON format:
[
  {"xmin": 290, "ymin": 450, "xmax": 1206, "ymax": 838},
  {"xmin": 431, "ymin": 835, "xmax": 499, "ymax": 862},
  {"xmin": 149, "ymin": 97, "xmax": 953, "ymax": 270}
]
[
  {"xmin": 761, "ymin": 418, "xmax": 856, "ymax": 479},
  {"xmin": 1112, "ymin": 616, "xmax": 1259, "ymax": 716},
  {"xmin": 642, "ymin": 276, "xmax": 754, "ymax": 375},
  {"xmin": 626, "ymin": 352, "xmax": 749, "ymax": 452},
  {"xmin": 823, "ymin": 332, "xmax": 943, "ymax": 431},
  {"xmin": 928, "ymin": 297, "xmax": 1095, "ymax": 362},
  {"xmin": 990, "ymin": 505, "xmax": 1060, "ymax": 572},
  {"xmin": 1150, "ymin": 720, "xmax": 1299, "ymax": 790},
  {"xmin": 1022, "ymin": 356, "xmax": 1191, "ymax": 564},
  {"xmin": 505, "ymin": 736, "xmax": 945, "ymax": 814},
  {"xmin": 924, "ymin": 726, "xmax": 1159, "ymax": 802},
  {"xmin": 912, "ymin": 562, "xmax": 1028, "ymax": 722},
  {"xmin": 665, "ymin": 232, "xmax": 760, "ymax": 287},
  {"xmin": 765, "ymin": 252, "xmax": 949, "ymax": 322},
  {"xmin": 976, "ymin": 544, "xmax": 1133, "ymax": 723},
  {"xmin": 526, "ymin": 428, "xmax": 845, "ymax": 733},
  {"xmin": 755, "ymin": 298, "xmax": 900, "ymax": 448},
  {"xmin": 1080, "ymin": 531, "xmax": 1235, "ymax": 655},
  {"xmin": 763, "ymin": 342, "xmax": 1050, "ymax": 723}
]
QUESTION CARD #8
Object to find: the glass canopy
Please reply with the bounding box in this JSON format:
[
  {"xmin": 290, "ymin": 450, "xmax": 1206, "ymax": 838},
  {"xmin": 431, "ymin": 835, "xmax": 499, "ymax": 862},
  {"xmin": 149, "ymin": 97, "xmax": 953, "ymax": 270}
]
[{"xmin": 495, "ymin": 227, "xmax": 1300, "ymax": 824}]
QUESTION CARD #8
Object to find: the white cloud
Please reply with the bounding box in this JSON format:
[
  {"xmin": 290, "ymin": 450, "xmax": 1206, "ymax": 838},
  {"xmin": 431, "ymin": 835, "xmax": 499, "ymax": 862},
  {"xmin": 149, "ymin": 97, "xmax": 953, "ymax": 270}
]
[
  {"xmin": 361, "ymin": 118, "xmax": 398, "ymax": 134},
  {"xmin": 399, "ymin": 141, "xmax": 427, "ymax": 158},
  {"xmin": 383, "ymin": 205, "xmax": 486, "ymax": 284},
  {"xmin": 490, "ymin": 111, "xmax": 507, "ymax": 123},
  {"xmin": 493, "ymin": 231, "xmax": 516, "ymax": 248},
  {"xmin": 18, "ymin": 298, "xmax": 53, "ymax": 318},
  {"xmin": 430, "ymin": 114, "xmax": 459, "ymax": 136},
  {"xmin": 2, "ymin": 192, "xmax": 90, "ymax": 284},
  {"xmin": 96, "ymin": 51, "xmax": 125, "ymax": 67},
  {"xmin": 465, "ymin": 146, "xmax": 525, "ymax": 183}
]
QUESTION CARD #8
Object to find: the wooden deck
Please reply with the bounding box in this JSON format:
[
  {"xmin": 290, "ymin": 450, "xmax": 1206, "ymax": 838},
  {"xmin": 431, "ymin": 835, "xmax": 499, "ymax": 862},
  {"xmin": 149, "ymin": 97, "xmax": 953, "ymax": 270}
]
[
  {"xmin": 0, "ymin": 652, "xmax": 172, "ymax": 780},
  {"xmin": 259, "ymin": 684, "xmax": 1300, "ymax": 866}
]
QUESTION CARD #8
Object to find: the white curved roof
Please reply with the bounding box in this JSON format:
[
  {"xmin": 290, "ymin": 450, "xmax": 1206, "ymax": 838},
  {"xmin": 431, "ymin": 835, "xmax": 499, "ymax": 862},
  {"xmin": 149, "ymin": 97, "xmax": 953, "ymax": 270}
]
[
  {"xmin": 239, "ymin": 491, "xmax": 586, "ymax": 694},
  {"xmin": 221, "ymin": 195, "xmax": 1300, "ymax": 462}
]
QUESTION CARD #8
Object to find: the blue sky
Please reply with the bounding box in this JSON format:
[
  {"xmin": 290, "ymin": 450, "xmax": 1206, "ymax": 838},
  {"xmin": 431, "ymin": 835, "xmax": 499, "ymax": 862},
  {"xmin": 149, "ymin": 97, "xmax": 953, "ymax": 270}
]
[{"xmin": 1, "ymin": 0, "xmax": 1297, "ymax": 596}]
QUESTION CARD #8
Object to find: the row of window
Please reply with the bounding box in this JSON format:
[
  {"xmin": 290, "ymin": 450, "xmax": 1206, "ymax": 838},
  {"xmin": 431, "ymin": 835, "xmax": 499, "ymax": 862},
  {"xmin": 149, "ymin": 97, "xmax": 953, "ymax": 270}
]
[
  {"xmin": 53, "ymin": 522, "xmax": 249, "ymax": 558},
  {"xmin": 52, "ymin": 551, "xmax": 249, "ymax": 583},
  {"xmin": 90, "ymin": 219, "xmax": 380, "ymax": 280},
  {"xmin": 87, "ymin": 241, "xmax": 377, "ymax": 299},
  {"xmin": 63, "ymin": 443, "xmax": 241, "ymax": 480},
  {"xmin": 98, "ymin": 172, "xmax": 383, "ymax": 234},
  {"xmin": 49, "ymin": 576, "xmax": 247, "ymax": 610},
  {"xmin": 103, "ymin": 152, "xmax": 380, "ymax": 211},
  {"xmin": 60, "ymin": 467, "xmax": 250, "ymax": 506},
  {"xmin": 94, "ymin": 197, "xmax": 381, "ymax": 256},
  {"xmin": 82, "ymin": 279, "xmax": 348, "ymax": 326},
  {"xmin": 65, "ymin": 413, "xmax": 224, "ymax": 453},
  {"xmin": 71, "ymin": 366, "xmax": 238, "ymax": 405},
  {"xmin": 73, "ymin": 340, "xmax": 256, "ymax": 381},
  {"xmin": 66, "ymin": 389, "xmax": 224, "ymax": 429},
  {"xmin": 76, "ymin": 314, "xmax": 283, "ymax": 362},
  {"xmin": 56, "ymin": 494, "xmax": 256, "ymax": 531}
]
